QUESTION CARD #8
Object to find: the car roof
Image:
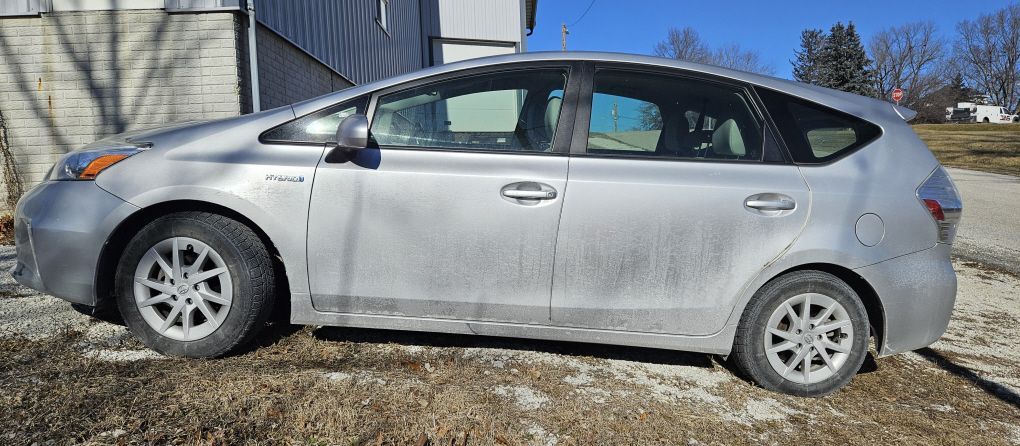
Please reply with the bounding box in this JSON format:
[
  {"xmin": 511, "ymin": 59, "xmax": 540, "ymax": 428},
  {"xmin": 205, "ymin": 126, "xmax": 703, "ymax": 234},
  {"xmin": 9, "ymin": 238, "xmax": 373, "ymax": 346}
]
[{"xmin": 291, "ymin": 51, "xmax": 900, "ymax": 124}]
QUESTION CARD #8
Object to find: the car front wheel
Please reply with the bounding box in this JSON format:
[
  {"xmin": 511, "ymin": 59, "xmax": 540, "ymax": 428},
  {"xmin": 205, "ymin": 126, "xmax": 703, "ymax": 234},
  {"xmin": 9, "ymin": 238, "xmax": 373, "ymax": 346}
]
[
  {"xmin": 731, "ymin": 270, "xmax": 869, "ymax": 397},
  {"xmin": 115, "ymin": 212, "xmax": 275, "ymax": 358}
]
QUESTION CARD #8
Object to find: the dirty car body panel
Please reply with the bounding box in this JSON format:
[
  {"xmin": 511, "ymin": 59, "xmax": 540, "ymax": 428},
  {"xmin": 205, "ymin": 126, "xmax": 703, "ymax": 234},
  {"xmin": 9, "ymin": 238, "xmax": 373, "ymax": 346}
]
[{"xmin": 12, "ymin": 51, "xmax": 959, "ymax": 359}]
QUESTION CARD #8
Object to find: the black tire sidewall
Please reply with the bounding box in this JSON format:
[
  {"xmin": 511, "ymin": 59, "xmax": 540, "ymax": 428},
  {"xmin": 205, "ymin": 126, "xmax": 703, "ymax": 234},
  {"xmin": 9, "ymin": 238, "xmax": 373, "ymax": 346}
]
[
  {"xmin": 115, "ymin": 214, "xmax": 265, "ymax": 358},
  {"xmin": 734, "ymin": 271, "xmax": 870, "ymax": 397}
]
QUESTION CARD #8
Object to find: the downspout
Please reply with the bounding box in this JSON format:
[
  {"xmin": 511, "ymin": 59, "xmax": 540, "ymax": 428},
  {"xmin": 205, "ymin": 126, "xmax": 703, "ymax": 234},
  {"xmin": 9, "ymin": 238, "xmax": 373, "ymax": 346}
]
[{"xmin": 246, "ymin": 0, "xmax": 261, "ymax": 112}]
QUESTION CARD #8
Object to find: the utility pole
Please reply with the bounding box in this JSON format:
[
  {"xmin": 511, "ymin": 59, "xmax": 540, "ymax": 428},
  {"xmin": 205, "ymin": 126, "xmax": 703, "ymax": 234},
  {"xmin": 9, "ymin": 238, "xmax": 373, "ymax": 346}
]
[
  {"xmin": 561, "ymin": 23, "xmax": 569, "ymax": 51},
  {"xmin": 612, "ymin": 101, "xmax": 619, "ymax": 132}
]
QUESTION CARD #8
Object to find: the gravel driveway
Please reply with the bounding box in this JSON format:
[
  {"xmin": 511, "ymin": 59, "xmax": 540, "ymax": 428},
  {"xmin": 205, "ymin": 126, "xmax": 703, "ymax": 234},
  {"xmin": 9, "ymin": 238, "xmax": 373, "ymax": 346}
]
[{"xmin": 1, "ymin": 244, "xmax": 1019, "ymax": 445}]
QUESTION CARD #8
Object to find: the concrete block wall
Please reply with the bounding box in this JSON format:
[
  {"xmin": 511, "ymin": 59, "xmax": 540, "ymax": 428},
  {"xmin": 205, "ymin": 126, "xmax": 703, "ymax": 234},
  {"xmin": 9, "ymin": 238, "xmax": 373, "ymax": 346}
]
[
  {"xmin": 0, "ymin": 10, "xmax": 247, "ymax": 210},
  {"xmin": 253, "ymin": 23, "xmax": 353, "ymax": 111}
]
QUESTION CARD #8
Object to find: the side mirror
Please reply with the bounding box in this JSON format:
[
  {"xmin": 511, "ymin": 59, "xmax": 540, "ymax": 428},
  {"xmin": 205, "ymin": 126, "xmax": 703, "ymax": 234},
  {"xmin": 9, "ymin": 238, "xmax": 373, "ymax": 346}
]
[
  {"xmin": 326, "ymin": 114, "xmax": 370, "ymax": 163},
  {"xmin": 334, "ymin": 114, "xmax": 370, "ymax": 150}
]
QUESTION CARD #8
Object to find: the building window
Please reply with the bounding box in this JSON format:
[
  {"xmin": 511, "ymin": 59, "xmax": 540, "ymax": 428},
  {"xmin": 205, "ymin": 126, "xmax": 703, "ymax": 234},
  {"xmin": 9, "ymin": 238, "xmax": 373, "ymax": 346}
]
[{"xmin": 376, "ymin": 0, "xmax": 389, "ymax": 32}]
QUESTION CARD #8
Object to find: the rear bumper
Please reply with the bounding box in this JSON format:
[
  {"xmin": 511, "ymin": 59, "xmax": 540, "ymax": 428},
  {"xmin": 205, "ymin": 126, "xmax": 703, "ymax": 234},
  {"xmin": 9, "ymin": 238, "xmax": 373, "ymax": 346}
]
[
  {"xmin": 854, "ymin": 243, "xmax": 957, "ymax": 356},
  {"xmin": 10, "ymin": 181, "xmax": 138, "ymax": 305}
]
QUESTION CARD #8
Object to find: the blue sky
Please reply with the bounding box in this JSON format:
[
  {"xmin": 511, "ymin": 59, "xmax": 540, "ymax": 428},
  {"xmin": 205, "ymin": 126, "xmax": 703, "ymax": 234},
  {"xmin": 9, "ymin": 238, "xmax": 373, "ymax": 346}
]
[{"xmin": 527, "ymin": 0, "xmax": 1015, "ymax": 79}]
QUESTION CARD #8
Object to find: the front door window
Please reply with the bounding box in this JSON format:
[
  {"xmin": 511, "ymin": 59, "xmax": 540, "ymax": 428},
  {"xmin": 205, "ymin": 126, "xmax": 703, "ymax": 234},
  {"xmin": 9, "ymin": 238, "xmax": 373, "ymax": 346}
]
[{"xmin": 371, "ymin": 69, "xmax": 568, "ymax": 153}]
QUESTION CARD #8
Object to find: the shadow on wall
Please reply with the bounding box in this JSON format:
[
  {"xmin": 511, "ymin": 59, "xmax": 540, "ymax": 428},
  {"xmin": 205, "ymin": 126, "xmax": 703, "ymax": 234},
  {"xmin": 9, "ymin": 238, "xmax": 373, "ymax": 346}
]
[{"xmin": 0, "ymin": 12, "xmax": 177, "ymax": 149}]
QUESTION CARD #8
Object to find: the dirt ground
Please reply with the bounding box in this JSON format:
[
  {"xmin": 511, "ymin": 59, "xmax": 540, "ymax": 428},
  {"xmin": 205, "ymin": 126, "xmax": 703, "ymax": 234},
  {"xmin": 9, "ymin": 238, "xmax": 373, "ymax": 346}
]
[{"xmin": 1, "ymin": 245, "xmax": 1018, "ymax": 445}]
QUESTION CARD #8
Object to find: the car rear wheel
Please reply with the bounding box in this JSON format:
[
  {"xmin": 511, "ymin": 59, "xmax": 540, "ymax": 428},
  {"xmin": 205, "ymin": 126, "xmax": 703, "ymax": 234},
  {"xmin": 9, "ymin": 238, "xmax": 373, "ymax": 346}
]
[
  {"xmin": 115, "ymin": 212, "xmax": 275, "ymax": 358},
  {"xmin": 731, "ymin": 270, "xmax": 869, "ymax": 397}
]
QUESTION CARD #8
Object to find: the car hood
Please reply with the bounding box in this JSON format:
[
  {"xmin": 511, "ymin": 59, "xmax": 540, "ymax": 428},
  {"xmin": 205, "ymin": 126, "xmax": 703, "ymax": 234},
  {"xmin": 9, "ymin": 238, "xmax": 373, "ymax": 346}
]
[{"xmin": 82, "ymin": 106, "xmax": 297, "ymax": 153}]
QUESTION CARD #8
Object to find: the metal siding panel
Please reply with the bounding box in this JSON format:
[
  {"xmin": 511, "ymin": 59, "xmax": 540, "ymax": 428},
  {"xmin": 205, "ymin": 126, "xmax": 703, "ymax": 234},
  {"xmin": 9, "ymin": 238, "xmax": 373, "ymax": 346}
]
[
  {"xmin": 424, "ymin": 0, "xmax": 523, "ymax": 47},
  {"xmin": 252, "ymin": 0, "xmax": 424, "ymax": 84},
  {"xmin": 166, "ymin": 0, "xmax": 242, "ymax": 10},
  {"xmin": 0, "ymin": 0, "xmax": 43, "ymax": 16}
]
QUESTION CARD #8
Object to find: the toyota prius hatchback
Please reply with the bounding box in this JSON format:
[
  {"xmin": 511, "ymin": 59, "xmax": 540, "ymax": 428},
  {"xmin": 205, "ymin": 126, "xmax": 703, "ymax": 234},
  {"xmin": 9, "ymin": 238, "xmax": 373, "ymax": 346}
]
[{"xmin": 11, "ymin": 52, "xmax": 961, "ymax": 396}]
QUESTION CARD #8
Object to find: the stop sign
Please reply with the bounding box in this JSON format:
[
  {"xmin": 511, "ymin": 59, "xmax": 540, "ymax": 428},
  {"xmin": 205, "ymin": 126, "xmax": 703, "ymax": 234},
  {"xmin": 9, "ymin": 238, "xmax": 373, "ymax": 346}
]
[{"xmin": 892, "ymin": 88, "xmax": 904, "ymax": 103}]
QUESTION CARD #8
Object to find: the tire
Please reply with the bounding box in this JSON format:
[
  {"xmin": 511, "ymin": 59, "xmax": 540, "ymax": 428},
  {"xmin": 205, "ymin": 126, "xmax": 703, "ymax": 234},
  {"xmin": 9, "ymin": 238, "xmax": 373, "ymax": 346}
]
[
  {"xmin": 983, "ymin": 117, "xmax": 990, "ymax": 123},
  {"xmin": 114, "ymin": 212, "xmax": 275, "ymax": 358},
  {"xmin": 731, "ymin": 270, "xmax": 869, "ymax": 397}
]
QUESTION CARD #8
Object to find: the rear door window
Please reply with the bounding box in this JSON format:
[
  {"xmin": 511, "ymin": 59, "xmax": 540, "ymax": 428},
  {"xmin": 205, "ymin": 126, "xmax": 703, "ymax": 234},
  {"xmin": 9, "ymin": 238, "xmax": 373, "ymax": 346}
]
[
  {"xmin": 585, "ymin": 69, "xmax": 764, "ymax": 161},
  {"xmin": 756, "ymin": 88, "xmax": 881, "ymax": 163}
]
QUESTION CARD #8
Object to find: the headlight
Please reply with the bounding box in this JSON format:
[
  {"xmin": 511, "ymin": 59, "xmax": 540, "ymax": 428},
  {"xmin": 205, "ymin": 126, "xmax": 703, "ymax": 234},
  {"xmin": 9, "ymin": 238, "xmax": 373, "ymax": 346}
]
[{"xmin": 47, "ymin": 143, "xmax": 149, "ymax": 181}]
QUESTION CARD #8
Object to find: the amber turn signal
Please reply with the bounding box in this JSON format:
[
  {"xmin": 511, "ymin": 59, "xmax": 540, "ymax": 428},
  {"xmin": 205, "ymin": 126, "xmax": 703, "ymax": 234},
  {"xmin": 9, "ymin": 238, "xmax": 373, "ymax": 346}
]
[{"xmin": 79, "ymin": 154, "xmax": 131, "ymax": 180}]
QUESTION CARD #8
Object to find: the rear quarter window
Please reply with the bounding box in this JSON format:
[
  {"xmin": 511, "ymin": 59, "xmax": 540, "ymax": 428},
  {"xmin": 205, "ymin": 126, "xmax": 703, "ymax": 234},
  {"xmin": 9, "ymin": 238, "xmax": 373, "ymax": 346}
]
[{"xmin": 756, "ymin": 87, "xmax": 881, "ymax": 163}]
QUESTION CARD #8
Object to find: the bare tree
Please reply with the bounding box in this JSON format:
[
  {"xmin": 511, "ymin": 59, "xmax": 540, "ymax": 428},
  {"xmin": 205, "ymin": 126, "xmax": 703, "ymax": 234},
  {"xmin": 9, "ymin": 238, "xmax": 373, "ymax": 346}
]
[
  {"xmin": 654, "ymin": 26, "xmax": 775, "ymax": 75},
  {"xmin": 713, "ymin": 44, "xmax": 776, "ymax": 75},
  {"xmin": 870, "ymin": 21, "xmax": 948, "ymax": 105},
  {"xmin": 954, "ymin": 4, "xmax": 1020, "ymax": 111}
]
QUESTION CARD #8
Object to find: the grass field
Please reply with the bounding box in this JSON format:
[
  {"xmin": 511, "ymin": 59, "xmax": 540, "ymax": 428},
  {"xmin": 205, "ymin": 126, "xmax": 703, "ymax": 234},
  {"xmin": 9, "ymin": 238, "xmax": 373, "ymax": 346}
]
[{"xmin": 913, "ymin": 124, "xmax": 1020, "ymax": 176}]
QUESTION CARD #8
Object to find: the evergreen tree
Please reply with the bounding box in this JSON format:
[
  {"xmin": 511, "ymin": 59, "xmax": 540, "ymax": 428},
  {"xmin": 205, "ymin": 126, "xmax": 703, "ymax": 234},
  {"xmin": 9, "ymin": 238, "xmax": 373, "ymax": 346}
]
[
  {"xmin": 818, "ymin": 22, "xmax": 875, "ymax": 96},
  {"xmin": 792, "ymin": 29, "xmax": 826, "ymax": 85},
  {"xmin": 949, "ymin": 73, "xmax": 973, "ymax": 103}
]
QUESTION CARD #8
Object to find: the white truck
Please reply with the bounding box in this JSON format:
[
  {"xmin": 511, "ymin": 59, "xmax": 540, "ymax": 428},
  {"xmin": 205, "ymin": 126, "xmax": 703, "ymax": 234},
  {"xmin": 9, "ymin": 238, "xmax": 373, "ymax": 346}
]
[{"xmin": 945, "ymin": 102, "xmax": 1019, "ymax": 124}]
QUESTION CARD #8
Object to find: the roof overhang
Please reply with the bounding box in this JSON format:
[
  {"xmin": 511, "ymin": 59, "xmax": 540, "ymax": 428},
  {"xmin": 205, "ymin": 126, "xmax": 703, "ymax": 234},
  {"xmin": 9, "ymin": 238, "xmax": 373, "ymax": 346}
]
[{"xmin": 525, "ymin": 0, "xmax": 537, "ymax": 35}]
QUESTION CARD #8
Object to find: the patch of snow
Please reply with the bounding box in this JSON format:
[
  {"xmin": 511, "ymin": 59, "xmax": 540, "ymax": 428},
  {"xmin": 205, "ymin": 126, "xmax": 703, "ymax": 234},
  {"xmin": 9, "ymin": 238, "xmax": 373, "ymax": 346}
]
[
  {"xmin": 525, "ymin": 423, "xmax": 557, "ymax": 446},
  {"xmin": 493, "ymin": 385, "xmax": 549, "ymax": 411},
  {"xmin": 324, "ymin": 371, "xmax": 352, "ymax": 381},
  {"xmin": 562, "ymin": 372, "xmax": 591, "ymax": 386},
  {"xmin": 84, "ymin": 349, "xmax": 163, "ymax": 362},
  {"xmin": 323, "ymin": 371, "xmax": 387, "ymax": 385},
  {"xmin": 99, "ymin": 429, "xmax": 128, "ymax": 438},
  {"xmin": 737, "ymin": 397, "xmax": 801, "ymax": 422}
]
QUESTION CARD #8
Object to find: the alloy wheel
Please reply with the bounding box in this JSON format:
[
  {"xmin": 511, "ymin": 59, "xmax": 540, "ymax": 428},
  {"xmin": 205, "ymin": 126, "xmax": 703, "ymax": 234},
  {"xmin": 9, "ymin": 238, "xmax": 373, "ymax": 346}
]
[
  {"xmin": 132, "ymin": 237, "xmax": 233, "ymax": 341},
  {"xmin": 763, "ymin": 293, "xmax": 854, "ymax": 384}
]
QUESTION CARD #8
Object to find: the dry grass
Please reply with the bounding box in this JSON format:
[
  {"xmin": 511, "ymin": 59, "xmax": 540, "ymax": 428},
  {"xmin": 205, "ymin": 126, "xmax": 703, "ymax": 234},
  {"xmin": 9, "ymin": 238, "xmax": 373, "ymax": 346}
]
[
  {"xmin": 2, "ymin": 321, "xmax": 1018, "ymax": 445},
  {"xmin": 912, "ymin": 124, "xmax": 1020, "ymax": 176}
]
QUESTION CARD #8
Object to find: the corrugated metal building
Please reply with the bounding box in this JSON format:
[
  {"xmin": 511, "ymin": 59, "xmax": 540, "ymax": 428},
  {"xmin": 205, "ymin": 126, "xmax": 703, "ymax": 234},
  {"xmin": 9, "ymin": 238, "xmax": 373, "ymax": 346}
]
[{"xmin": 0, "ymin": 0, "xmax": 539, "ymax": 207}]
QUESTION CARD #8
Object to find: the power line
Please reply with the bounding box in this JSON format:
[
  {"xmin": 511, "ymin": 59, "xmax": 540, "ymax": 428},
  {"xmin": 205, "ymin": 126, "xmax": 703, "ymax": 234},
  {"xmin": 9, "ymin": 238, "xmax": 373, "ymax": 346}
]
[{"xmin": 567, "ymin": 0, "xmax": 597, "ymax": 27}]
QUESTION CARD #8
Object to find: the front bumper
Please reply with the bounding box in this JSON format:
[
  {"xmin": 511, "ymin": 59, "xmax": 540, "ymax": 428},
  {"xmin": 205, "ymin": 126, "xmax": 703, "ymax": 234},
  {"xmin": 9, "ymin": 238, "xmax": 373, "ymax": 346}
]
[
  {"xmin": 11, "ymin": 181, "xmax": 138, "ymax": 305},
  {"xmin": 854, "ymin": 243, "xmax": 957, "ymax": 356}
]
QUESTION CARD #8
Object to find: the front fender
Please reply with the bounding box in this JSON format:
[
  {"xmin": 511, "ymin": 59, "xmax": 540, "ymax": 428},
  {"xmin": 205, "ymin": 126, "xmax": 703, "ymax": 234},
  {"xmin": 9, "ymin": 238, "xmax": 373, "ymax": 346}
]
[{"xmin": 97, "ymin": 182, "xmax": 313, "ymax": 296}]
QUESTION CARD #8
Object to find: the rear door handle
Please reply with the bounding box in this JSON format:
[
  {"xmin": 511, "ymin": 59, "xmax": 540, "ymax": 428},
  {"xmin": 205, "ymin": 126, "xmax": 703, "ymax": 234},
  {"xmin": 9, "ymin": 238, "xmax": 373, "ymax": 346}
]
[
  {"xmin": 745, "ymin": 194, "xmax": 796, "ymax": 211},
  {"xmin": 502, "ymin": 189, "xmax": 557, "ymax": 199}
]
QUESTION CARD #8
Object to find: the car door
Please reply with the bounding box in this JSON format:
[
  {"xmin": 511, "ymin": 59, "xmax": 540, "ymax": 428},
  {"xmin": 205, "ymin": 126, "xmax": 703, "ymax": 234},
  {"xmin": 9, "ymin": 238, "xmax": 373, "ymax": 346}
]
[
  {"xmin": 550, "ymin": 65, "xmax": 810, "ymax": 336},
  {"xmin": 306, "ymin": 64, "xmax": 578, "ymax": 325}
]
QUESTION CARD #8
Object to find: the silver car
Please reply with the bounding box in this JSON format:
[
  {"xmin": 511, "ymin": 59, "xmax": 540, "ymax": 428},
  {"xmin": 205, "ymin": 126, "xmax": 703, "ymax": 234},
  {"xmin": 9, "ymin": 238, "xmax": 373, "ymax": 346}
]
[{"xmin": 11, "ymin": 52, "xmax": 962, "ymax": 396}]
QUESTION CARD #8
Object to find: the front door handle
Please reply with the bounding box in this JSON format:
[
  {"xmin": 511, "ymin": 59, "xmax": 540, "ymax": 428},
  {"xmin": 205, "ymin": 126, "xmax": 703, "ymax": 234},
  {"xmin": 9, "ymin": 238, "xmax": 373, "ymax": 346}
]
[
  {"xmin": 502, "ymin": 189, "xmax": 557, "ymax": 200},
  {"xmin": 745, "ymin": 194, "xmax": 796, "ymax": 211},
  {"xmin": 500, "ymin": 182, "xmax": 558, "ymax": 205}
]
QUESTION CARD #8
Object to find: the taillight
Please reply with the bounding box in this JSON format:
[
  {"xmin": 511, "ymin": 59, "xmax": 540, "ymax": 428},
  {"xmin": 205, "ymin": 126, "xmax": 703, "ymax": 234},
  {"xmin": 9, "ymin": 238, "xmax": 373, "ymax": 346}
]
[
  {"xmin": 923, "ymin": 199, "xmax": 944, "ymax": 221},
  {"xmin": 917, "ymin": 166, "xmax": 962, "ymax": 243}
]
